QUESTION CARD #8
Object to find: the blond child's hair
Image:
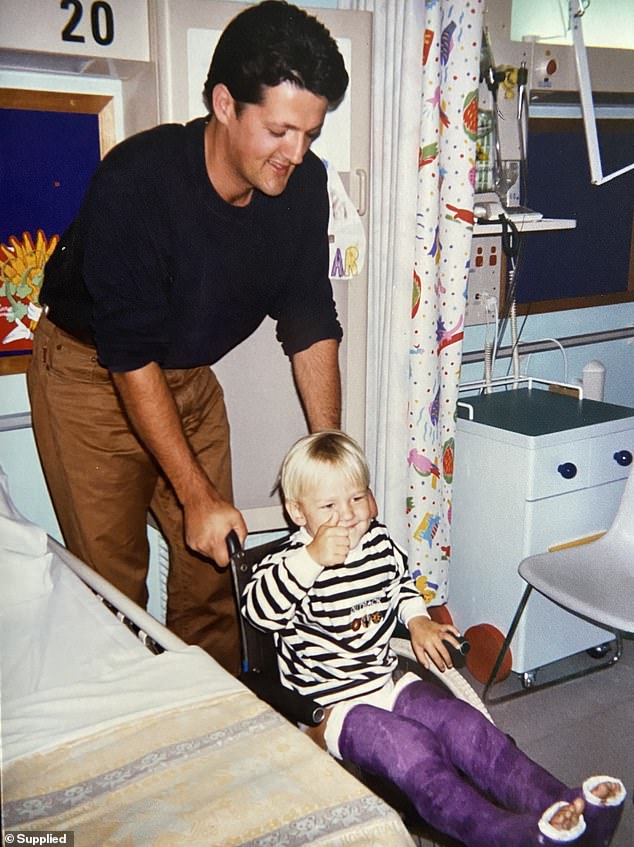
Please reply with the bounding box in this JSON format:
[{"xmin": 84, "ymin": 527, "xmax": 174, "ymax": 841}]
[{"xmin": 280, "ymin": 431, "xmax": 370, "ymax": 503}]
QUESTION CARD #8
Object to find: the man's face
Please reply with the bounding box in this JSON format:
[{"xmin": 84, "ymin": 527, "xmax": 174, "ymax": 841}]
[{"xmin": 223, "ymin": 81, "xmax": 328, "ymax": 200}]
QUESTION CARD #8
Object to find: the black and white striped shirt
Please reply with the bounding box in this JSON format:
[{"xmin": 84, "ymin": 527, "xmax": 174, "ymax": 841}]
[{"xmin": 242, "ymin": 520, "xmax": 429, "ymax": 706}]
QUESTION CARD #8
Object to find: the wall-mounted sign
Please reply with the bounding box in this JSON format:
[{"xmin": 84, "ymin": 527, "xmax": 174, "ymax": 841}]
[{"xmin": 0, "ymin": 0, "xmax": 149, "ymax": 63}]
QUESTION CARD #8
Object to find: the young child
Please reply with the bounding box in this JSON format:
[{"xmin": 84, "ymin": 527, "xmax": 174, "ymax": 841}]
[{"xmin": 242, "ymin": 431, "xmax": 626, "ymax": 847}]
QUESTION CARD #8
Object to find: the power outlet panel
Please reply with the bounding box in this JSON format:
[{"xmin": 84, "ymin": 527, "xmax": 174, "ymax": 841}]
[{"xmin": 465, "ymin": 235, "xmax": 502, "ymax": 326}]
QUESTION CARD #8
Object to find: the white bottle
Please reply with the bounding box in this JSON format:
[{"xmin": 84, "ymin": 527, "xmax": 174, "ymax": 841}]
[{"xmin": 582, "ymin": 360, "xmax": 605, "ymax": 402}]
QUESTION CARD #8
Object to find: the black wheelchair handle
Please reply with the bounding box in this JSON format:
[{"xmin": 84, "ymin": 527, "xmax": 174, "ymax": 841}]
[
  {"xmin": 443, "ymin": 635, "xmax": 470, "ymax": 669},
  {"xmin": 448, "ymin": 635, "xmax": 470, "ymax": 657},
  {"xmin": 226, "ymin": 529, "xmax": 242, "ymax": 559},
  {"xmin": 394, "ymin": 622, "xmax": 471, "ymax": 667}
]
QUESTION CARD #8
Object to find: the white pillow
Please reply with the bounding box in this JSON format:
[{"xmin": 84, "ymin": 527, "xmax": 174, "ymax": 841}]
[
  {"xmin": 1, "ymin": 550, "xmax": 54, "ymax": 608},
  {"xmin": 0, "ymin": 468, "xmax": 48, "ymax": 557},
  {"xmin": 0, "ymin": 468, "xmax": 53, "ymax": 605}
]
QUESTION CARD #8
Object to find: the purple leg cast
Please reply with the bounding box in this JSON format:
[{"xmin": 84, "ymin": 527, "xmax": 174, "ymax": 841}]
[
  {"xmin": 338, "ymin": 680, "xmax": 587, "ymax": 847},
  {"xmin": 581, "ymin": 806, "xmax": 623, "ymax": 847}
]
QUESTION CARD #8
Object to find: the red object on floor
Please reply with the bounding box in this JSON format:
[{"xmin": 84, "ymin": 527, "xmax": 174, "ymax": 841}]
[{"xmin": 464, "ymin": 623, "xmax": 512, "ymax": 684}]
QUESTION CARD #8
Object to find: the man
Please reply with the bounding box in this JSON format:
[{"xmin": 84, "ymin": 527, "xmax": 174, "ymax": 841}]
[{"xmin": 27, "ymin": 1, "xmax": 349, "ymax": 675}]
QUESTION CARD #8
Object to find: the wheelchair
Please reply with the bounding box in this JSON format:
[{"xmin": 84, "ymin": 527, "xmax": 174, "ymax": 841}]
[{"xmin": 228, "ymin": 532, "xmax": 494, "ymax": 847}]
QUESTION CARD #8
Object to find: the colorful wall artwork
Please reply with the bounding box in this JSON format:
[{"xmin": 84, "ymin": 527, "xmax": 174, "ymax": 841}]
[{"xmin": 0, "ymin": 93, "xmax": 105, "ymax": 373}]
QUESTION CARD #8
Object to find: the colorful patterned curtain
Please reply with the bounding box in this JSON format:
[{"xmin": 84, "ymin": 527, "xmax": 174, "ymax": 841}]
[
  {"xmin": 407, "ymin": 2, "xmax": 482, "ymax": 605},
  {"xmin": 337, "ymin": 0, "xmax": 483, "ymax": 606}
]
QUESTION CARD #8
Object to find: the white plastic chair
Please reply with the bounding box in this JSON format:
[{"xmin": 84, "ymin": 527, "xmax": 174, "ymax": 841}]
[{"xmin": 484, "ymin": 467, "xmax": 634, "ymax": 701}]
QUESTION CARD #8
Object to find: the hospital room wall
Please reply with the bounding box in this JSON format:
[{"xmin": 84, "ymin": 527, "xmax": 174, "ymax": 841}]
[
  {"xmin": 461, "ymin": 303, "xmax": 634, "ymax": 405},
  {"xmin": 300, "ymin": 1, "xmax": 634, "ymax": 407},
  {"xmin": 2, "ymin": 0, "xmax": 634, "ymax": 534},
  {"xmin": 5, "ymin": 297, "xmax": 634, "ymax": 422}
]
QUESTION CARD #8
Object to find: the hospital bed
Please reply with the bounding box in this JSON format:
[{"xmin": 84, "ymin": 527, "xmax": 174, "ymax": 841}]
[{"xmin": 0, "ymin": 467, "xmax": 415, "ymax": 847}]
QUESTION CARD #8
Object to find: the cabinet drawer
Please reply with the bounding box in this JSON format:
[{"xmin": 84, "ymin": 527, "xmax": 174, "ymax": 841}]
[
  {"xmin": 526, "ymin": 440, "xmax": 590, "ymax": 500},
  {"xmin": 588, "ymin": 429, "xmax": 634, "ymax": 486}
]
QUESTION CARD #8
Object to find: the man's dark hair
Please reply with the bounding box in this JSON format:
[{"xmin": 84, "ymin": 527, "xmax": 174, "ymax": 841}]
[{"xmin": 203, "ymin": 0, "xmax": 349, "ymax": 114}]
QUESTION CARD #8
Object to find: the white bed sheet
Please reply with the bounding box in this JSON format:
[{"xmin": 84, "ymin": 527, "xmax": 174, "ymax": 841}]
[{"xmin": 0, "ymin": 470, "xmax": 243, "ymax": 764}]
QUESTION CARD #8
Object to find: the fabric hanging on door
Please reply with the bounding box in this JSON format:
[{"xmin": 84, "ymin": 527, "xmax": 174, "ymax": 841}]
[{"xmin": 324, "ymin": 158, "xmax": 367, "ymax": 280}]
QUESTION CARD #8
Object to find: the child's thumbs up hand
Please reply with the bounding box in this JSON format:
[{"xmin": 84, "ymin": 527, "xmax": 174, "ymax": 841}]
[{"xmin": 307, "ymin": 511, "xmax": 351, "ymax": 567}]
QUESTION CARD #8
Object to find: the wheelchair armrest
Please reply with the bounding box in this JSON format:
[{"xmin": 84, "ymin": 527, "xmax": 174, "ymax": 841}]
[{"xmin": 240, "ymin": 670, "xmax": 325, "ymax": 727}]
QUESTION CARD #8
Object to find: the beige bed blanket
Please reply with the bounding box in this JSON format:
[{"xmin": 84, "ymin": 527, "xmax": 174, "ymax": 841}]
[{"xmin": 4, "ymin": 688, "xmax": 414, "ymax": 847}]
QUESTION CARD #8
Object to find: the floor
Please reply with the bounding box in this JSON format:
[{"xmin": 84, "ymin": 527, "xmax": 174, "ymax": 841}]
[{"xmin": 410, "ymin": 634, "xmax": 633, "ymax": 846}]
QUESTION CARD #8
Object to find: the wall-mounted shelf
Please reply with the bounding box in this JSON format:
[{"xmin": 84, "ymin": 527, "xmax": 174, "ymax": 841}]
[{"xmin": 475, "ymin": 218, "xmax": 576, "ymax": 236}]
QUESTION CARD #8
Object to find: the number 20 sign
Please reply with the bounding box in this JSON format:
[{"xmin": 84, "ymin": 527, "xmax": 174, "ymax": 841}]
[
  {"xmin": 0, "ymin": 0, "xmax": 150, "ymax": 62},
  {"xmin": 61, "ymin": 0, "xmax": 117, "ymax": 47}
]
